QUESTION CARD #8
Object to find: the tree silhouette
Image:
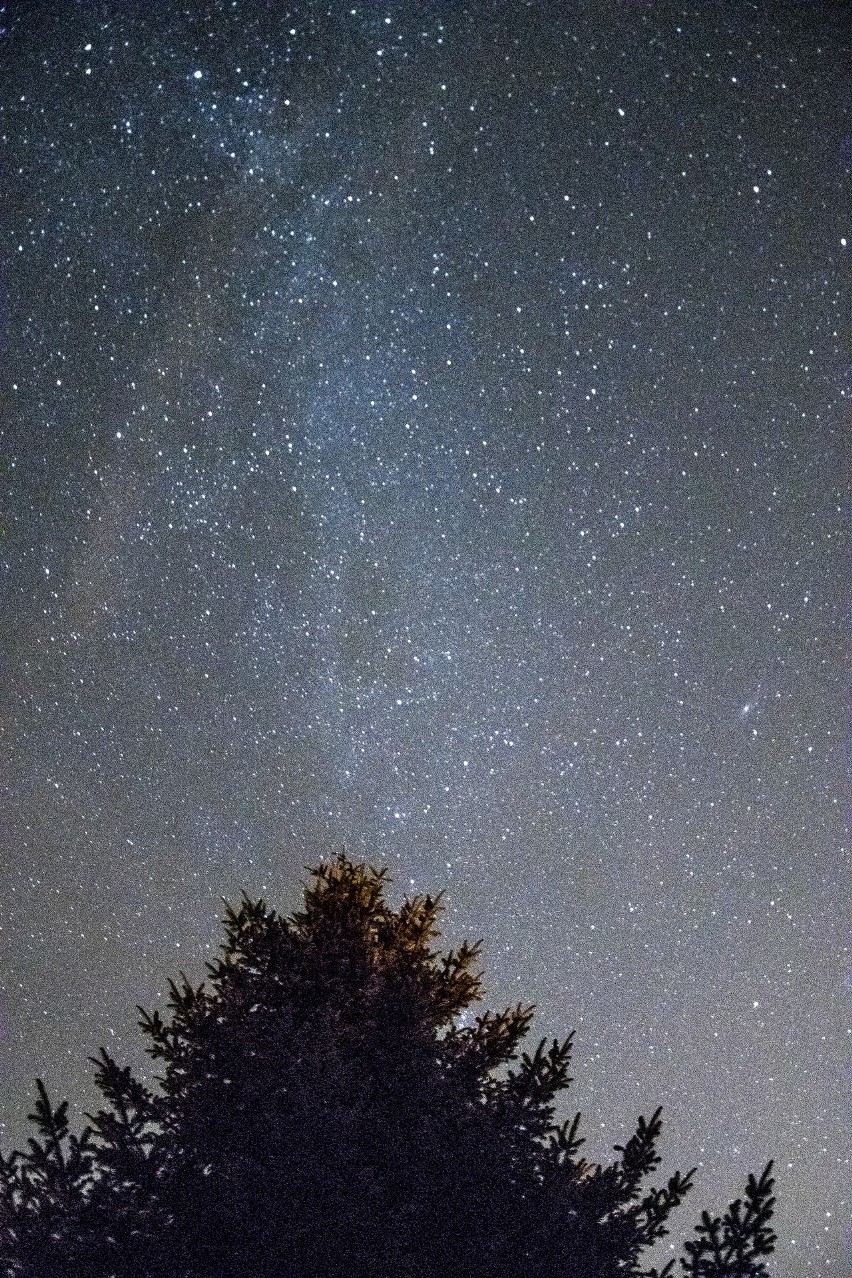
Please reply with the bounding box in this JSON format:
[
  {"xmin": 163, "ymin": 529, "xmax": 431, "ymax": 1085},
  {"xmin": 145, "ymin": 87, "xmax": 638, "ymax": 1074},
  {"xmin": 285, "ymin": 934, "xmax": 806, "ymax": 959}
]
[{"xmin": 0, "ymin": 854, "xmax": 776, "ymax": 1278}]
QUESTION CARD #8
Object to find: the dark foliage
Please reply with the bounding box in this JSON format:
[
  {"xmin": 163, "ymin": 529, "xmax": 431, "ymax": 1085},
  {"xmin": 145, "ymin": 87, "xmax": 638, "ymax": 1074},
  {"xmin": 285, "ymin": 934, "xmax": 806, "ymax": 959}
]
[{"xmin": 0, "ymin": 854, "xmax": 776, "ymax": 1278}]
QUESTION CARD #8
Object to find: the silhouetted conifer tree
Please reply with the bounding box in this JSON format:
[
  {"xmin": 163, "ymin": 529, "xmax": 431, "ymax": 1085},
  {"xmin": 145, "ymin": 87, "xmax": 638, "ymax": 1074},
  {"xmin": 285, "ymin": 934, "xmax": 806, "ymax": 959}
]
[{"xmin": 0, "ymin": 854, "xmax": 776, "ymax": 1278}]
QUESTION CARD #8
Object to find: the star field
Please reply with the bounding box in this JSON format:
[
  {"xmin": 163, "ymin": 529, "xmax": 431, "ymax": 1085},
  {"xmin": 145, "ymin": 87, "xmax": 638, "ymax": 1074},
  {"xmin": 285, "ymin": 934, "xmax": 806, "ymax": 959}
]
[{"xmin": 1, "ymin": 2, "xmax": 849, "ymax": 1270}]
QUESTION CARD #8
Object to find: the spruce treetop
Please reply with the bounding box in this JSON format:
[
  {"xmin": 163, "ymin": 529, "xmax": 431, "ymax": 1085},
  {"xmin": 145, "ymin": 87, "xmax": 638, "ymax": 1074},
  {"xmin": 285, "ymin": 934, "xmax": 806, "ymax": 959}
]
[{"xmin": 1, "ymin": 853, "xmax": 776, "ymax": 1278}]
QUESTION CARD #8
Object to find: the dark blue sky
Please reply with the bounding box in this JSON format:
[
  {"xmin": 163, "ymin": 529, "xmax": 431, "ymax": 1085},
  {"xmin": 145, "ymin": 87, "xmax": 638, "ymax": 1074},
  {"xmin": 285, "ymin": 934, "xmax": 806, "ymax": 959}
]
[{"xmin": 1, "ymin": 1, "xmax": 849, "ymax": 1270}]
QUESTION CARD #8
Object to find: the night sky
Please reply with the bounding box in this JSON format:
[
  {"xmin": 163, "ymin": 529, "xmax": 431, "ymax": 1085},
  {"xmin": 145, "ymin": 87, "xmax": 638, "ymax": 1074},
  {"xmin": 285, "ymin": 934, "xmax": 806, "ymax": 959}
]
[{"xmin": 1, "ymin": 0, "xmax": 849, "ymax": 1270}]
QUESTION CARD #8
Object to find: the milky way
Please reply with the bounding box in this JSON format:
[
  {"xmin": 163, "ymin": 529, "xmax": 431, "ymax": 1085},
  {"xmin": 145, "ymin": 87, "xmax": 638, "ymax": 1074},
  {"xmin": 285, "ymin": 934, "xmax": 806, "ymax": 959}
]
[{"xmin": 1, "ymin": 2, "xmax": 849, "ymax": 1270}]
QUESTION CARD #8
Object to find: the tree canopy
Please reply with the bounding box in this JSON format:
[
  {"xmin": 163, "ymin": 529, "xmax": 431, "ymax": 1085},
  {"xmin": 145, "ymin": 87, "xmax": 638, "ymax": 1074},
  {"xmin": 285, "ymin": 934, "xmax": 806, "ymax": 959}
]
[{"xmin": 0, "ymin": 853, "xmax": 776, "ymax": 1278}]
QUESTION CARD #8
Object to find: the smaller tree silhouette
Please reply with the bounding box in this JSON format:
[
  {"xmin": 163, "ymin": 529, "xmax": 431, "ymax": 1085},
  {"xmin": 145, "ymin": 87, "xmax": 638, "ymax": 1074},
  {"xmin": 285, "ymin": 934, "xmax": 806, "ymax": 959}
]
[
  {"xmin": 0, "ymin": 853, "xmax": 776, "ymax": 1278},
  {"xmin": 681, "ymin": 1163, "xmax": 776, "ymax": 1278},
  {"xmin": 0, "ymin": 1081, "xmax": 96, "ymax": 1273}
]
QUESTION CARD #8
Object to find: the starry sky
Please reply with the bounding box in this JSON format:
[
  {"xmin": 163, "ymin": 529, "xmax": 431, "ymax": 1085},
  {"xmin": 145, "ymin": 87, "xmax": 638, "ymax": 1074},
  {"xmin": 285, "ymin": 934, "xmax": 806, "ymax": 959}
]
[{"xmin": 1, "ymin": 0, "xmax": 849, "ymax": 1270}]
